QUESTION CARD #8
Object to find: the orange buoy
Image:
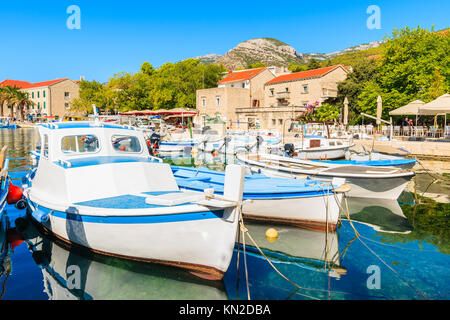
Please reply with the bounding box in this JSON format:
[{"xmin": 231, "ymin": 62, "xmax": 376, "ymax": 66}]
[
  {"xmin": 7, "ymin": 183, "xmax": 23, "ymax": 205},
  {"xmin": 212, "ymin": 151, "xmax": 218, "ymax": 157},
  {"xmin": 120, "ymin": 145, "xmax": 126, "ymax": 151}
]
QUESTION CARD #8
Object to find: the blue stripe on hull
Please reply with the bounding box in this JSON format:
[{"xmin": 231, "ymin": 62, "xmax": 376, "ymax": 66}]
[{"xmin": 29, "ymin": 203, "xmax": 224, "ymax": 224}]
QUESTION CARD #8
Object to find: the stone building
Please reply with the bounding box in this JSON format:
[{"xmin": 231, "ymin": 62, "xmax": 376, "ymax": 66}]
[
  {"xmin": 195, "ymin": 64, "xmax": 349, "ymax": 131},
  {"xmin": 0, "ymin": 78, "xmax": 79, "ymax": 120},
  {"xmin": 196, "ymin": 67, "xmax": 275, "ymax": 129}
]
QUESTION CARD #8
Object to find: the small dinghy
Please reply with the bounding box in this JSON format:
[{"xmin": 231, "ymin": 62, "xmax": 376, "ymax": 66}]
[
  {"xmin": 236, "ymin": 153, "xmax": 415, "ymax": 200},
  {"xmin": 172, "ymin": 166, "xmax": 347, "ymax": 231},
  {"xmin": 22, "ymin": 119, "xmax": 246, "ymax": 280}
]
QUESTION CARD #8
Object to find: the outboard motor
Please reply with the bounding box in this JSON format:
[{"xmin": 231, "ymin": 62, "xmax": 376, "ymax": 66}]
[
  {"xmin": 284, "ymin": 143, "xmax": 295, "ymax": 157},
  {"xmin": 255, "ymin": 135, "xmax": 264, "ymax": 152},
  {"xmin": 147, "ymin": 133, "xmax": 161, "ymax": 155}
]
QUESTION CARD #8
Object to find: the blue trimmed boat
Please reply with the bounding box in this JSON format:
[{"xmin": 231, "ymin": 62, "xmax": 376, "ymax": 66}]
[
  {"xmin": 312, "ymin": 158, "xmax": 417, "ymax": 170},
  {"xmin": 22, "ymin": 119, "xmax": 246, "ymax": 280},
  {"xmin": 172, "ymin": 165, "xmax": 347, "ymax": 231}
]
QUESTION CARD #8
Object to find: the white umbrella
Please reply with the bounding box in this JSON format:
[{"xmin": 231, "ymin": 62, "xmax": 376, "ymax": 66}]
[
  {"xmin": 376, "ymin": 95, "xmax": 382, "ymax": 125},
  {"xmin": 343, "ymin": 97, "xmax": 349, "ymax": 126},
  {"xmin": 419, "ymin": 93, "xmax": 450, "ymax": 134},
  {"xmin": 419, "ymin": 94, "xmax": 450, "ymax": 115}
]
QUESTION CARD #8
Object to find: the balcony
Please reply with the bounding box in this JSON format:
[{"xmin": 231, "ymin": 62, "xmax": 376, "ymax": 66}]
[{"xmin": 276, "ymin": 91, "xmax": 290, "ymax": 100}]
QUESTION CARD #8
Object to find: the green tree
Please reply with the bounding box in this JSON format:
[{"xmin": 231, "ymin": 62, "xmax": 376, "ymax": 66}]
[
  {"xmin": 288, "ymin": 63, "xmax": 308, "ymax": 73},
  {"xmin": 306, "ymin": 58, "xmax": 321, "ymax": 70},
  {"xmin": 72, "ymin": 80, "xmax": 114, "ymax": 114},
  {"xmin": 358, "ymin": 26, "xmax": 450, "ymax": 117},
  {"xmin": 11, "ymin": 90, "xmax": 34, "ymax": 121},
  {"xmin": 246, "ymin": 62, "xmax": 266, "ymax": 69}
]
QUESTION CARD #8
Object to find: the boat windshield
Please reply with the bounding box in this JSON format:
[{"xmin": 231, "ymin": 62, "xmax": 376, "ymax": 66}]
[
  {"xmin": 62, "ymin": 135, "xmax": 100, "ymax": 154},
  {"xmin": 111, "ymin": 135, "xmax": 142, "ymax": 153}
]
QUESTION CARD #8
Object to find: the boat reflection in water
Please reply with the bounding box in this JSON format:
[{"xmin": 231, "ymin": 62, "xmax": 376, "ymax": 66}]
[
  {"xmin": 224, "ymin": 221, "xmax": 347, "ymax": 300},
  {"xmin": 18, "ymin": 218, "xmax": 228, "ymax": 300},
  {"xmin": 342, "ymin": 197, "xmax": 413, "ymax": 234}
]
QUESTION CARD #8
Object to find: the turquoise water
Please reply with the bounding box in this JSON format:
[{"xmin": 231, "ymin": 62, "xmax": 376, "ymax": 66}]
[{"xmin": 0, "ymin": 128, "xmax": 449, "ymax": 300}]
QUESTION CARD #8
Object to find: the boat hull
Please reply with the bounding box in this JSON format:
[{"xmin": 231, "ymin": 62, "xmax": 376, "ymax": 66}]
[
  {"xmin": 26, "ymin": 204, "xmax": 238, "ymax": 280},
  {"xmin": 293, "ymin": 147, "xmax": 346, "ymax": 160},
  {"xmin": 242, "ymin": 194, "xmax": 343, "ymax": 232},
  {"xmin": 243, "ymin": 165, "xmax": 410, "ymax": 201}
]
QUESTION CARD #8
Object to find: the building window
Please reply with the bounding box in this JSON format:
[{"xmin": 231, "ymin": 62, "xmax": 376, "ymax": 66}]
[
  {"xmin": 65, "ymin": 103, "xmax": 70, "ymax": 110},
  {"xmin": 32, "ymin": 92, "xmax": 34, "ymax": 98},
  {"xmin": 64, "ymin": 92, "xmax": 70, "ymax": 99},
  {"xmin": 279, "ymin": 119, "xmax": 283, "ymax": 125},
  {"xmin": 201, "ymin": 98, "xmax": 206, "ymax": 107},
  {"xmin": 269, "ymin": 89, "xmax": 274, "ymax": 97},
  {"xmin": 285, "ymin": 87, "xmax": 289, "ymax": 92},
  {"xmin": 303, "ymin": 85, "xmax": 309, "ymax": 93},
  {"xmin": 216, "ymin": 97, "xmax": 220, "ymax": 106},
  {"xmin": 38, "ymin": 102, "xmax": 40, "ymax": 109},
  {"xmin": 272, "ymin": 119, "xmax": 276, "ymax": 125},
  {"xmin": 252, "ymin": 100, "xmax": 259, "ymax": 107},
  {"xmin": 43, "ymin": 102, "xmax": 46, "ymax": 109},
  {"xmin": 242, "ymin": 83, "xmax": 245, "ymax": 88},
  {"xmin": 37, "ymin": 91, "xmax": 40, "ymax": 98},
  {"xmin": 43, "ymin": 90, "xmax": 46, "ymax": 98}
]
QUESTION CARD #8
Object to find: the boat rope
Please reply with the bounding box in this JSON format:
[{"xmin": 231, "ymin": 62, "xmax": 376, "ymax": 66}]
[
  {"xmin": 328, "ymin": 187, "xmax": 428, "ymax": 299},
  {"xmin": 205, "ymin": 194, "xmax": 321, "ymax": 300}
]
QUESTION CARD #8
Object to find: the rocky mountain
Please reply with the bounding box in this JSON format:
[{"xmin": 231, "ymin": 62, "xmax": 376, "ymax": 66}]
[
  {"xmin": 206, "ymin": 38, "xmax": 305, "ymax": 70},
  {"xmin": 195, "ymin": 38, "xmax": 384, "ymax": 69}
]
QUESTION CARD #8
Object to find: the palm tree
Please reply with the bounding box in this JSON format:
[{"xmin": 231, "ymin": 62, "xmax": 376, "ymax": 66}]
[
  {"xmin": 0, "ymin": 87, "xmax": 7, "ymax": 117},
  {"xmin": 11, "ymin": 90, "xmax": 34, "ymax": 122},
  {"xmin": 0, "ymin": 86, "xmax": 19, "ymax": 119}
]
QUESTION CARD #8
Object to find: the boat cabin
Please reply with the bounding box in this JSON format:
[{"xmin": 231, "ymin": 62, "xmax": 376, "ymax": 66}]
[{"xmin": 30, "ymin": 121, "xmax": 179, "ymax": 204}]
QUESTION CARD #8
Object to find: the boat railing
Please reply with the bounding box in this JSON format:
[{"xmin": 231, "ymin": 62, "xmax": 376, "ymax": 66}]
[{"xmin": 58, "ymin": 159, "xmax": 72, "ymax": 168}]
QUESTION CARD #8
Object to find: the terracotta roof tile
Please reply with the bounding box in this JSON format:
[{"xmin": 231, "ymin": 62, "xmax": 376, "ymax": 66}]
[
  {"xmin": 218, "ymin": 67, "xmax": 266, "ymax": 85},
  {"xmin": 0, "ymin": 79, "xmax": 33, "ymax": 89},
  {"xmin": 265, "ymin": 65, "xmax": 346, "ymax": 85},
  {"xmin": 0, "ymin": 78, "xmax": 69, "ymax": 89}
]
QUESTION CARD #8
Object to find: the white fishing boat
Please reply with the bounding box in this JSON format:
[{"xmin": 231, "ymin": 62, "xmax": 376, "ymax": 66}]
[
  {"xmin": 19, "ymin": 222, "xmax": 228, "ymax": 300},
  {"xmin": 236, "ymin": 153, "xmax": 415, "ymax": 200},
  {"xmin": 22, "ymin": 118, "xmax": 246, "ymax": 280},
  {"xmin": 172, "ymin": 166, "xmax": 347, "ymax": 232},
  {"xmin": 282, "ymin": 136, "xmax": 354, "ymax": 160}
]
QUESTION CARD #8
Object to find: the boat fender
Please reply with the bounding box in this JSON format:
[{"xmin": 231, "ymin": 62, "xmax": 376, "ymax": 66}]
[
  {"xmin": 32, "ymin": 209, "xmax": 49, "ymax": 223},
  {"xmin": 15, "ymin": 199, "xmax": 27, "ymax": 210},
  {"xmin": 7, "ymin": 183, "xmax": 23, "ymax": 204}
]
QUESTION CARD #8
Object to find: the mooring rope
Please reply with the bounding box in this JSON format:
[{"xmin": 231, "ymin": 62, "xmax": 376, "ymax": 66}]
[{"xmin": 328, "ymin": 186, "xmax": 428, "ymax": 299}]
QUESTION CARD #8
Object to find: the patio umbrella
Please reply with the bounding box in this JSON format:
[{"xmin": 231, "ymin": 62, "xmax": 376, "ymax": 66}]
[
  {"xmin": 343, "ymin": 97, "xmax": 349, "ymax": 126},
  {"xmin": 419, "ymin": 94, "xmax": 450, "ymax": 115},
  {"xmin": 389, "ymin": 99, "xmax": 425, "ymax": 124},
  {"xmin": 419, "ymin": 93, "xmax": 450, "ymax": 131},
  {"xmin": 376, "ymin": 95, "xmax": 382, "ymax": 125}
]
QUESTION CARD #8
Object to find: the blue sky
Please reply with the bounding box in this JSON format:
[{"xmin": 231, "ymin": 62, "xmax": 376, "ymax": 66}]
[{"xmin": 0, "ymin": 0, "xmax": 448, "ymax": 83}]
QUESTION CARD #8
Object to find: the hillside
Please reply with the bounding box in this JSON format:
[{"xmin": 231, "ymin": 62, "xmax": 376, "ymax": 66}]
[{"xmin": 195, "ymin": 38, "xmax": 384, "ymax": 70}]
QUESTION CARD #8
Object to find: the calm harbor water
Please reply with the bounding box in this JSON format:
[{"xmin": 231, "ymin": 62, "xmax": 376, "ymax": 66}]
[{"xmin": 0, "ymin": 128, "xmax": 449, "ymax": 300}]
